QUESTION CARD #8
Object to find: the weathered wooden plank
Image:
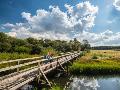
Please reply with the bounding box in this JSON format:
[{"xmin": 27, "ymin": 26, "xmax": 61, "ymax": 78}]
[
  {"xmin": 0, "ymin": 55, "xmax": 67, "ymax": 85},
  {"xmin": 0, "ymin": 53, "xmax": 74, "ymax": 73},
  {"xmin": 0, "ymin": 52, "xmax": 73, "ymax": 65},
  {"xmin": 0, "ymin": 56, "xmax": 43, "ymax": 65},
  {"xmin": 0, "ymin": 52, "xmax": 81, "ymax": 90}
]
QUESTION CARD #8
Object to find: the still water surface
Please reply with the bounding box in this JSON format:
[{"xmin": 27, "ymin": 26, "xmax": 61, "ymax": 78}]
[
  {"xmin": 21, "ymin": 75, "xmax": 120, "ymax": 90},
  {"xmin": 67, "ymin": 76, "xmax": 120, "ymax": 90}
]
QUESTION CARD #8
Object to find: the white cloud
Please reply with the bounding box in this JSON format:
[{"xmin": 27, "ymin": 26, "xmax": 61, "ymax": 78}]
[
  {"xmin": 107, "ymin": 20, "xmax": 114, "ymax": 24},
  {"xmin": 113, "ymin": 0, "xmax": 120, "ymax": 11},
  {"xmin": 2, "ymin": 1, "xmax": 98, "ymax": 40},
  {"xmin": 3, "ymin": 1, "xmax": 120, "ymax": 46},
  {"xmin": 3, "ymin": 23, "xmax": 15, "ymax": 28},
  {"xmin": 0, "ymin": 1, "xmax": 100, "ymax": 45},
  {"xmin": 75, "ymin": 30, "xmax": 120, "ymax": 46}
]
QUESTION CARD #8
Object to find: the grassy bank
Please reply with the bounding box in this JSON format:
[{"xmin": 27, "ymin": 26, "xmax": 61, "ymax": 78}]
[
  {"xmin": 0, "ymin": 47, "xmax": 59, "ymax": 61},
  {"xmin": 0, "ymin": 53, "xmax": 39, "ymax": 61},
  {"xmin": 70, "ymin": 50, "xmax": 120, "ymax": 75}
]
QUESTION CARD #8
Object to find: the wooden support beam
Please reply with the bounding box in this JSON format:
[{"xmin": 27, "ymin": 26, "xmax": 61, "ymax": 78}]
[
  {"xmin": 57, "ymin": 60, "xmax": 66, "ymax": 72},
  {"xmin": 0, "ymin": 52, "xmax": 81, "ymax": 90},
  {"xmin": 38, "ymin": 62, "xmax": 51, "ymax": 87},
  {"xmin": 68, "ymin": 60, "xmax": 72, "ymax": 65},
  {"xmin": 17, "ymin": 60, "xmax": 20, "ymax": 73}
]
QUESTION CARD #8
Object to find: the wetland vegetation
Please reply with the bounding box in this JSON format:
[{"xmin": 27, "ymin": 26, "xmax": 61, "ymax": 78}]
[{"xmin": 70, "ymin": 50, "xmax": 120, "ymax": 75}]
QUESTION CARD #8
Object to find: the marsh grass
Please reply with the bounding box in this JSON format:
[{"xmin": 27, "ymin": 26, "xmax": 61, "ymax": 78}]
[
  {"xmin": 70, "ymin": 60, "xmax": 120, "ymax": 75},
  {"xmin": 0, "ymin": 53, "xmax": 39, "ymax": 61},
  {"xmin": 92, "ymin": 54, "xmax": 98, "ymax": 59},
  {"xmin": 70, "ymin": 50, "xmax": 120, "ymax": 75},
  {"xmin": 0, "ymin": 53, "xmax": 39, "ymax": 69},
  {"xmin": 51, "ymin": 85, "xmax": 62, "ymax": 90}
]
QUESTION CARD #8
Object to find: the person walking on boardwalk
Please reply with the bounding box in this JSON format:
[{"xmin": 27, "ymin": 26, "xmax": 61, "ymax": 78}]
[{"xmin": 47, "ymin": 51, "xmax": 53, "ymax": 63}]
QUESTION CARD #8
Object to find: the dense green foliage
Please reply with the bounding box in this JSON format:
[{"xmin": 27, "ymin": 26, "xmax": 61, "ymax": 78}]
[
  {"xmin": 51, "ymin": 85, "xmax": 62, "ymax": 90},
  {"xmin": 0, "ymin": 32, "xmax": 90, "ymax": 55}
]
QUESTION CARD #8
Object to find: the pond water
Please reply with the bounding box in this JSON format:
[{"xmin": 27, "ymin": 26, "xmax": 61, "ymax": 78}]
[
  {"xmin": 21, "ymin": 75, "xmax": 120, "ymax": 90},
  {"xmin": 52, "ymin": 75, "xmax": 120, "ymax": 90},
  {"xmin": 67, "ymin": 76, "xmax": 120, "ymax": 90}
]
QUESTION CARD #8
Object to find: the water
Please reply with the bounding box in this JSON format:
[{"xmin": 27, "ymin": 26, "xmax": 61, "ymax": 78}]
[
  {"xmin": 67, "ymin": 76, "xmax": 120, "ymax": 90},
  {"xmin": 21, "ymin": 75, "xmax": 120, "ymax": 90}
]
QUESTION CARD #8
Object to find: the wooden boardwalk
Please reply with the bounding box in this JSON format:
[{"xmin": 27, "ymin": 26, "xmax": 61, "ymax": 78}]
[{"xmin": 0, "ymin": 51, "xmax": 81, "ymax": 90}]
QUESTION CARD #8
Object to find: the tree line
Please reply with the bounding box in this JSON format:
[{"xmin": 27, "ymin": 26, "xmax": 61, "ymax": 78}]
[
  {"xmin": 92, "ymin": 46, "xmax": 120, "ymax": 50},
  {"xmin": 0, "ymin": 32, "xmax": 90, "ymax": 55}
]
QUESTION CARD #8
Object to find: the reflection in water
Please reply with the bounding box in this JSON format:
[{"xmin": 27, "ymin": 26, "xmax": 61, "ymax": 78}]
[
  {"xmin": 20, "ymin": 76, "xmax": 120, "ymax": 90},
  {"xmin": 69, "ymin": 77, "xmax": 100, "ymax": 90},
  {"xmin": 21, "ymin": 84, "xmax": 33, "ymax": 90}
]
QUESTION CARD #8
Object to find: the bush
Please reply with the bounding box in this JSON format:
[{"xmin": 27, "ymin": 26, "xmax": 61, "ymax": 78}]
[
  {"xmin": 51, "ymin": 85, "xmax": 62, "ymax": 90},
  {"xmin": 0, "ymin": 42, "xmax": 11, "ymax": 52},
  {"xmin": 41, "ymin": 47, "xmax": 58, "ymax": 56},
  {"xmin": 80, "ymin": 52, "xmax": 85, "ymax": 57},
  {"xmin": 92, "ymin": 54, "xmax": 98, "ymax": 59},
  {"xmin": 14, "ymin": 46, "xmax": 31, "ymax": 54},
  {"xmin": 31, "ymin": 45, "xmax": 42, "ymax": 54}
]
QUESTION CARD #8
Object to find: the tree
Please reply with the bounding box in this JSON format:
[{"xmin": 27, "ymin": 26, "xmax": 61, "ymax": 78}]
[
  {"xmin": 0, "ymin": 42, "xmax": 11, "ymax": 52},
  {"xmin": 0, "ymin": 32, "xmax": 89, "ymax": 54},
  {"xmin": 31, "ymin": 45, "xmax": 43, "ymax": 54},
  {"xmin": 14, "ymin": 46, "xmax": 31, "ymax": 54},
  {"xmin": 81, "ymin": 40, "xmax": 90, "ymax": 51}
]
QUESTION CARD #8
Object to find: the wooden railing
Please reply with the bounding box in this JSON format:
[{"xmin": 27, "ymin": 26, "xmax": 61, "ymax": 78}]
[
  {"xmin": 0, "ymin": 52, "xmax": 75, "ymax": 73},
  {"xmin": 0, "ymin": 51, "xmax": 81, "ymax": 90}
]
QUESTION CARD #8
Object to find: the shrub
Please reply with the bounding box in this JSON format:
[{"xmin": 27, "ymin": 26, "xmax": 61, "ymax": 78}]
[
  {"xmin": 31, "ymin": 45, "xmax": 42, "ymax": 54},
  {"xmin": 41, "ymin": 47, "xmax": 58, "ymax": 56},
  {"xmin": 92, "ymin": 54, "xmax": 98, "ymax": 59},
  {"xmin": 14, "ymin": 46, "xmax": 31, "ymax": 54},
  {"xmin": 51, "ymin": 85, "xmax": 62, "ymax": 90},
  {"xmin": 80, "ymin": 52, "xmax": 86, "ymax": 57}
]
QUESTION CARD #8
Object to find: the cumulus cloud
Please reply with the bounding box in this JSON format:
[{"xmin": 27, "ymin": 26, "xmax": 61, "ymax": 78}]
[
  {"xmin": 113, "ymin": 0, "xmax": 120, "ymax": 11},
  {"xmin": 75, "ymin": 30, "xmax": 120, "ymax": 46},
  {"xmin": 2, "ymin": 1, "xmax": 98, "ymax": 41},
  {"xmin": 2, "ymin": 1, "xmax": 120, "ymax": 46}
]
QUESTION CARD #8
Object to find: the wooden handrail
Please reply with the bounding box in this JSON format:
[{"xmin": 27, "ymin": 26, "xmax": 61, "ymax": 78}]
[
  {"xmin": 0, "ymin": 51, "xmax": 81, "ymax": 90},
  {"xmin": 0, "ymin": 56, "xmax": 44, "ymax": 65},
  {"xmin": 0, "ymin": 52, "xmax": 79, "ymax": 73},
  {"xmin": 0, "ymin": 52, "xmax": 76, "ymax": 65}
]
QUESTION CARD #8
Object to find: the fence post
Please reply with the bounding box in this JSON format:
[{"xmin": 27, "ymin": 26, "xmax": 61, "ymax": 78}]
[
  {"xmin": 38, "ymin": 61, "xmax": 41, "ymax": 83},
  {"xmin": 17, "ymin": 60, "xmax": 20, "ymax": 73}
]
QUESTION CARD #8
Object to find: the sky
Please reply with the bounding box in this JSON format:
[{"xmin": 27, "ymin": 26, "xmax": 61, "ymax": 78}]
[{"xmin": 0, "ymin": 0, "xmax": 120, "ymax": 46}]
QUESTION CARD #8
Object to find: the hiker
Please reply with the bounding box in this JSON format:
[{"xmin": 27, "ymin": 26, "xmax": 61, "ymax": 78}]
[
  {"xmin": 47, "ymin": 52, "xmax": 53, "ymax": 63},
  {"xmin": 43, "ymin": 52, "xmax": 53, "ymax": 64}
]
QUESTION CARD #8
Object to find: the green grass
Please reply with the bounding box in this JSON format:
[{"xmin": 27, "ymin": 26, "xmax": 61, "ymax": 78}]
[
  {"xmin": 51, "ymin": 85, "xmax": 62, "ymax": 90},
  {"xmin": 70, "ymin": 59, "xmax": 120, "ymax": 75},
  {"xmin": 69, "ymin": 50, "xmax": 120, "ymax": 75},
  {"xmin": 92, "ymin": 54, "xmax": 98, "ymax": 59},
  {"xmin": 0, "ymin": 53, "xmax": 39, "ymax": 70},
  {"xmin": 0, "ymin": 53, "xmax": 39, "ymax": 61}
]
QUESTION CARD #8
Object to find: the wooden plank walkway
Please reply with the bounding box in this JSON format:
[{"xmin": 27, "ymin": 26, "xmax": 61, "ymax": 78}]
[{"xmin": 0, "ymin": 51, "xmax": 81, "ymax": 90}]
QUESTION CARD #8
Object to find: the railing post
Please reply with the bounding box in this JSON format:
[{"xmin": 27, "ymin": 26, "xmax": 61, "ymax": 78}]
[
  {"xmin": 56, "ymin": 57, "xmax": 59, "ymax": 68},
  {"xmin": 17, "ymin": 60, "xmax": 20, "ymax": 73},
  {"xmin": 38, "ymin": 61, "xmax": 41, "ymax": 83}
]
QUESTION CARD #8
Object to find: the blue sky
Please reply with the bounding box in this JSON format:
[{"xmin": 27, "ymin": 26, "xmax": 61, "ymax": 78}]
[
  {"xmin": 0, "ymin": 0, "xmax": 80, "ymax": 24},
  {"xmin": 0, "ymin": 0, "xmax": 120, "ymax": 46}
]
